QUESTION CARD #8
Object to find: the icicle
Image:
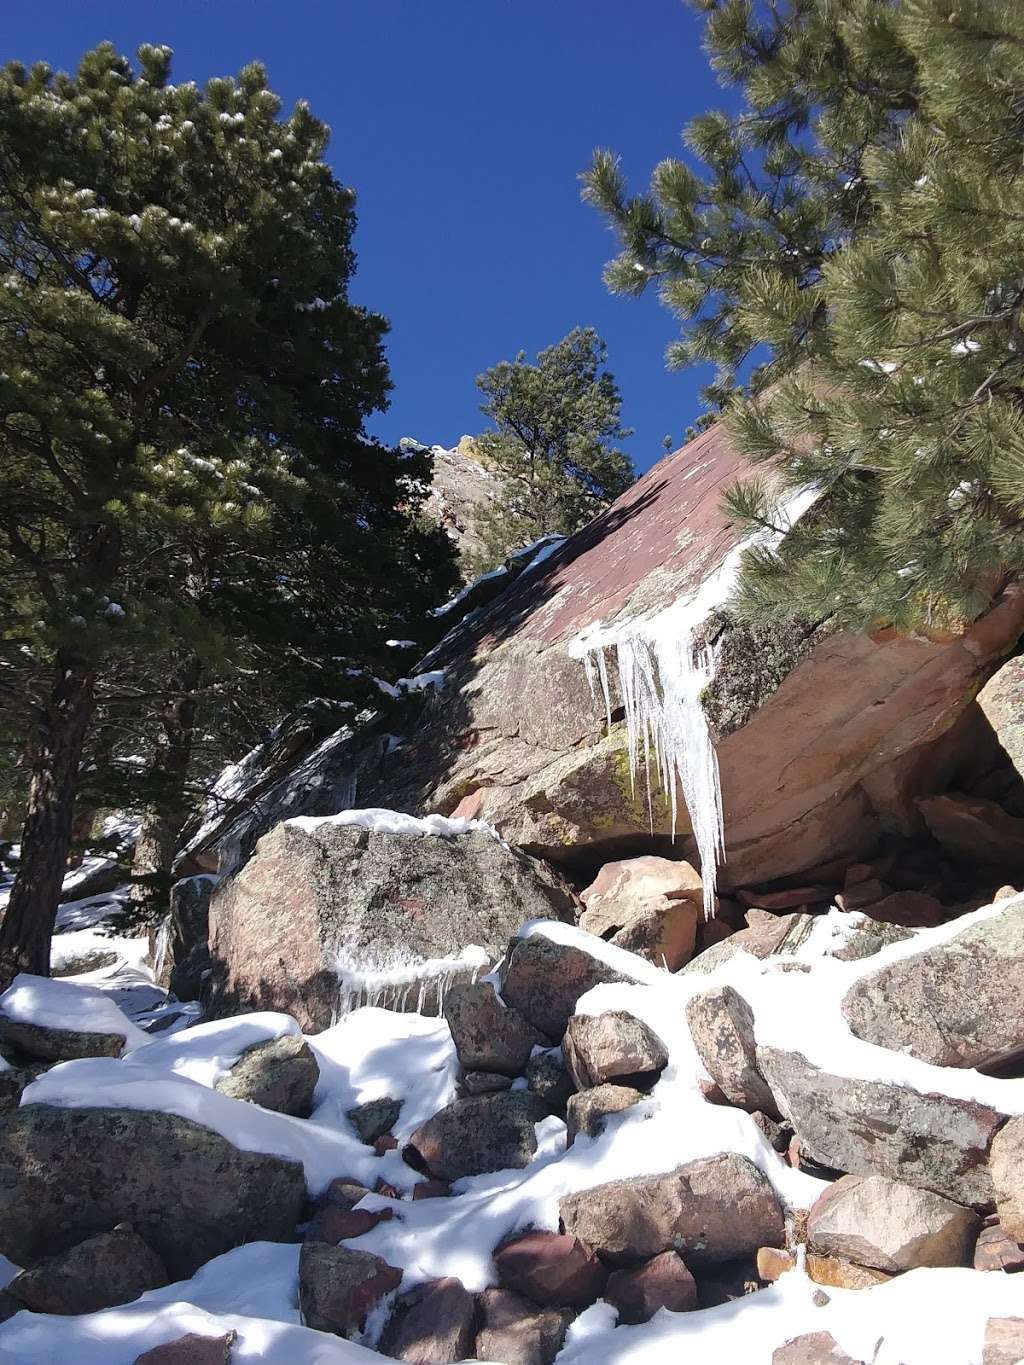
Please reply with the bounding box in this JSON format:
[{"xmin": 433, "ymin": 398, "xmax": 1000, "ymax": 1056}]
[
  {"xmin": 331, "ymin": 944, "xmax": 492, "ymax": 1020},
  {"xmin": 152, "ymin": 915, "xmax": 171, "ymax": 982}
]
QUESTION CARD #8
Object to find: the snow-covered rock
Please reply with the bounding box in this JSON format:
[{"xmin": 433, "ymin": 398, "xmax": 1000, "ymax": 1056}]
[
  {"xmin": 205, "ymin": 816, "xmax": 576, "ymax": 1030},
  {"xmin": 0, "ymin": 973, "xmax": 149, "ymax": 1060}
]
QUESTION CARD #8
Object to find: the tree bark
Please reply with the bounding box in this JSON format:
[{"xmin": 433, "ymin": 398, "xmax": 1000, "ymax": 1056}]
[
  {"xmin": 0, "ymin": 654, "xmax": 96, "ymax": 987},
  {"xmin": 132, "ymin": 655, "xmax": 201, "ymax": 933}
]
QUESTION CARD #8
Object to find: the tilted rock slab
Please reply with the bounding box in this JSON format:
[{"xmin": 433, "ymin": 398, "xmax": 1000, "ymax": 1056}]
[
  {"xmin": 443, "ymin": 982, "xmax": 545, "ymax": 1076},
  {"xmin": 562, "ymin": 1010, "xmax": 668, "ymax": 1091},
  {"xmin": 686, "ymin": 984, "xmax": 777, "ymax": 1115},
  {"xmin": 499, "ymin": 933, "xmax": 642, "ymax": 1040},
  {"xmin": 558, "ymin": 1153, "xmax": 784, "ymax": 1266},
  {"xmin": 206, "ymin": 820, "xmax": 576, "ymax": 1031},
  {"xmin": 0, "ymin": 1105, "xmax": 306, "ymax": 1278},
  {"xmin": 807, "ymin": 1173, "xmax": 980, "ymax": 1273},
  {"xmin": 757, "ymin": 1047, "xmax": 1006, "ymax": 1208},
  {"xmin": 842, "ymin": 901, "xmax": 1024, "ymax": 1071}
]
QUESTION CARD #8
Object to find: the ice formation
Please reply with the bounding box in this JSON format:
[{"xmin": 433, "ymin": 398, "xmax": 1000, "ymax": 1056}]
[
  {"xmin": 571, "ymin": 485, "xmax": 819, "ymax": 918},
  {"xmin": 331, "ymin": 943, "xmax": 490, "ymax": 1017}
]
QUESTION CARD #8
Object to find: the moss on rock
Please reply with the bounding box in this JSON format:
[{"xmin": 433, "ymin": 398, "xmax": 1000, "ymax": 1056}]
[{"xmin": 700, "ymin": 611, "xmax": 833, "ymax": 739}]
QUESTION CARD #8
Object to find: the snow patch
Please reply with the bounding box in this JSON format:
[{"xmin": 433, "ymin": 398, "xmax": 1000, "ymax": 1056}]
[{"xmin": 0, "ymin": 974, "xmax": 150, "ymax": 1051}]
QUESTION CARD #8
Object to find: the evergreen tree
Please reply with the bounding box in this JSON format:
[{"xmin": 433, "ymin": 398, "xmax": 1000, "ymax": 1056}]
[
  {"xmin": 585, "ymin": 1, "xmax": 1024, "ymax": 634},
  {"xmin": 467, "ymin": 327, "xmax": 634, "ymax": 573},
  {"xmin": 0, "ymin": 43, "xmax": 456, "ymax": 981}
]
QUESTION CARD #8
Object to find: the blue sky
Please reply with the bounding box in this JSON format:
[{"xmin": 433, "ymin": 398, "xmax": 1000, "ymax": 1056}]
[{"xmin": 8, "ymin": 2, "xmax": 729, "ymax": 473}]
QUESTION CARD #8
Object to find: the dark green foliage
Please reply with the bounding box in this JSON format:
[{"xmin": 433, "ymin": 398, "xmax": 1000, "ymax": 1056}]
[
  {"xmin": 0, "ymin": 43, "xmax": 458, "ymax": 934},
  {"xmin": 466, "ymin": 327, "xmax": 635, "ymax": 574},
  {"xmin": 585, "ymin": 1, "xmax": 1024, "ymax": 633}
]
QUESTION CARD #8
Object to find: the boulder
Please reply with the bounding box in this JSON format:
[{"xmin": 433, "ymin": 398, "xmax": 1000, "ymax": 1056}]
[
  {"xmin": 984, "ymin": 1318, "xmax": 1024, "ymax": 1365},
  {"xmin": 379, "ymin": 1276, "xmax": 477, "ymax": 1363},
  {"xmin": 685, "ymin": 985, "xmax": 777, "ymax": 1115},
  {"xmin": 461, "ymin": 1070, "xmax": 514, "ymax": 1096},
  {"xmin": 299, "ymin": 1242, "xmax": 401, "ymax": 1337},
  {"xmin": 841, "ymin": 889, "xmax": 945, "ymax": 928},
  {"xmin": 974, "ymin": 1221, "xmax": 1024, "ymax": 1272},
  {"xmin": 346, "ymin": 1097, "xmax": 402, "ymax": 1144},
  {"xmin": 526, "ymin": 1049, "xmax": 574, "ymax": 1115},
  {"xmin": 133, "ymin": 1334, "xmax": 236, "ymax": 1365},
  {"xmin": 494, "ymin": 1230, "xmax": 607, "ymax": 1309},
  {"xmin": 805, "ymin": 1254, "xmax": 891, "ymax": 1290},
  {"xmin": 404, "ymin": 1091, "xmax": 549, "ymax": 1181},
  {"xmin": 0, "ymin": 1066, "xmax": 37, "ymax": 1115},
  {"xmin": 757, "ymin": 1246, "xmax": 797, "ymax": 1281},
  {"xmin": 305, "ymin": 1204, "xmax": 392, "ymax": 1245},
  {"xmin": 831, "ymin": 916, "xmax": 915, "ymax": 962},
  {"xmin": 7, "ymin": 1226, "xmax": 168, "ymax": 1315},
  {"xmin": 757, "ymin": 1046, "xmax": 1006, "ymax": 1207},
  {"xmin": 989, "ymin": 1117, "xmax": 1024, "ymax": 1241},
  {"xmin": 807, "ymin": 1174, "xmax": 980, "ymax": 1272},
  {"xmin": 681, "ymin": 911, "xmax": 817, "ymax": 974},
  {"xmin": 842, "ymin": 901, "xmax": 1024, "ymax": 1070},
  {"xmin": 580, "ymin": 856, "xmax": 701, "ymax": 969},
  {"xmin": 919, "ymin": 794, "xmax": 1024, "ymax": 870},
  {"xmin": 499, "ymin": 933, "xmax": 635, "ymax": 1039},
  {"xmin": 566, "ymin": 1083, "xmax": 643, "ymax": 1146},
  {"xmin": 562, "ymin": 1011, "xmax": 668, "ymax": 1091},
  {"xmin": 206, "ymin": 820, "xmax": 576, "ymax": 1031},
  {"xmin": 214, "ymin": 1034, "xmax": 319, "ymax": 1117},
  {"xmin": 474, "ymin": 1287, "xmax": 571, "ymax": 1365},
  {"xmin": 604, "ymin": 1251, "xmax": 697, "ymax": 1323},
  {"xmin": 443, "ymin": 983, "xmax": 545, "ymax": 1076},
  {"xmin": 0, "ymin": 1105, "xmax": 306, "ymax": 1279},
  {"xmin": 558, "ymin": 1153, "xmax": 784, "ymax": 1266},
  {"xmin": 166, "ymin": 875, "xmax": 216, "ymax": 1002},
  {"xmin": 0, "ymin": 1018, "xmax": 124, "ymax": 1063},
  {"xmin": 772, "ymin": 1332, "xmax": 865, "ymax": 1364}
]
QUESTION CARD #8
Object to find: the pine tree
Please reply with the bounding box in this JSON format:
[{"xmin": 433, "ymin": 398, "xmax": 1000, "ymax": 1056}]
[
  {"xmin": 0, "ymin": 43, "xmax": 456, "ymax": 981},
  {"xmin": 466, "ymin": 327, "xmax": 635, "ymax": 573},
  {"xmin": 585, "ymin": 1, "xmax": 1024, "ymax": 635}
]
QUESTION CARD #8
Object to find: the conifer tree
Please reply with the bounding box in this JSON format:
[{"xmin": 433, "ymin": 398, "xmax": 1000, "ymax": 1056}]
[
  {"xmin": 467, "ymin": 328, "xmax": 634, "ymax": 573},
  {"xmin": 585, "ymin": 0, "xmax": 1024, "ymax": 635},
  {"xmin": 0, "ymin": 43, "xmax": 456, "ymax": 981}
]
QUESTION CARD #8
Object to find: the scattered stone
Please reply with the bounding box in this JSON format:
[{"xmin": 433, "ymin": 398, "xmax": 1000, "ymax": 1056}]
[
  {"xmin": 474, "ymin": 1287, "xmax": 571, "ymax": 1365},
  {"xmin": 494, "ymin": 1230, "xmax": 607, "ymax": 1309},
  {"xmin": 757, "ymin": 1046, "xmax": 1006, "ymax": 1207},
  {"xmin": 562, "ymin": 1011, "xmax": 668, "ymax": 1091},
  {"xmin": 558, "ymin": 1153, "xmax": 784, "ymax": 1266},
  {"xmin": 443, "ymin": 983, "xmax": 545, "ymax": 1077},
  {"xmin": 805, "ymin": 1253, "xmax": 891, "ymax": 1290},
  {"xmin": 298, "ymin": 1242, "xmax": 402, "ymax": 1336},
  {"xmin": 133, "ymin": 1332, "xmax": 237, "ymax": 1365},
  {"xmin": 412, "ymin": 1180, "xmax": 451, "ymax": 1200},
  {"xmin": 7, "ymin": 1226, "xmax": 168, "ymax": 1315},
  {"xmin": 772, "ymin": 1332, "xmax": 865, "ymax": 1364},
  {"xmin": 321, "ymin": 1178, "xmax": 374, "ymax": 1210},
  {"xmin": 608, "ymin": 899, "xmax": 700, "ymax": 970},
  {"xmin": 499, "ymin": 934, "xmax": 632, "ymax": 1039},
  {"xmin": 0, "ymin": 1018, "xmax": 124, "ymax": 1063},
  {"xmin": 346, "ymin": 1097, "xmax": 402, "ymax": 1145},
  {"xmin": 566, "ymin": 1083, "xmax": 643, "ymax": 1146},
  {"xmin": 0, "ymin": 1105, "xmax": 306, "ymax": 1279},
  {"xmin": 461, "ymin": 1070, "xmax": 514, "ymax": 1096},
  {"xmin": 306, "ymin": 1204, "xmax": 392, "ymax": 1245},
  {"xmin": 579, "ymin": 856, "xmax": 702, "ymax": 936},
  {"xmin": 686, "ymin": 985, "xmax": 777, "ymax": 1115},
  {"xmin": 990, "ymin": 1117, "xmax": 1024, "ymax": 1241},
  {"xmin": 526, "ymin": 1049, "xmax": 574, "ymax": 1115},
  {"xmin": 836, "ymin": 879, "xmax": 891, "ymax": 912},
  {"xmin": 984, "ymin": 1317, "xmax": 1024, "ymax": 1365},
  {"xmin": 757, "ymin": 1246, "xmax": 796, "ymax": 1281},
  {"xmin": 379, "ymin": 1276, "xmax": 477, "ymax": 1363},
  {"xmin": 974, "ymin": 1221, "xmax": 1024, "ymax": 1272},
  {"xmin": 604, "ymin": 1251, "xmax": 697, "ymax": 1323},
  {"xmin": 215, "ymin": 1034, "xmax": 319, "ymax": 1117},
  {"xmin": 682, "ymin": 911, "xmax": 817, "ymax": 973},
  {"xmin": 374, "ymin": 1135, "xmax": 399, "ymax": 1156},
  {"xmin": 831, "ymin": 917, "xmax": 915, "ymax": 962},
  {"xmin": 807, "ymin": 1174, "xmax": 980, "ymax": 1272},
  {"xmin": 841, "ymin": 900, "xmax": 1024, "ymax": 1070},
  {"xmin": 404, "ymin": 1092, "xmax": 549, "ymax": 1181}
]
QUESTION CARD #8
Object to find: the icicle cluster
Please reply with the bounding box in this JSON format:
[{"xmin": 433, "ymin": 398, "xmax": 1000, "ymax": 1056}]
[
  {"xmin": 583, "ymin": 627, "xmax": 723, "ymax": 920},
  {"xmin": 332, "ymin": 944, "xmax": 490, "ymax": 1018}
]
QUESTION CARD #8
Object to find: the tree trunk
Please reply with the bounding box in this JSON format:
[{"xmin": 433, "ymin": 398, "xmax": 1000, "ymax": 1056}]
[
  {"xmin": 133, "ymin": 656, "xmax": 201, "ymax": 934},
  {"xmin": 0, "ymin": 654, "xmax": 96, "ymax": 987}
]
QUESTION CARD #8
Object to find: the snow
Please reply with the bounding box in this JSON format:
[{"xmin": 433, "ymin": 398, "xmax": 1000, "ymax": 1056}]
[
  {"xmin": 126, "ymin": 1013, "xmax": 301, "ymax": 1087},
  {"xmin": 571, "ymin": 484, "xmax": 819, "ymax": 918},
  {"xmin": 0, "ymin": 974, "xmax": 150, "ymax": 1051},
  {"xmin": 286, "ymin": 807, "xmax": 501, "ymax": 840},
  {"xmin": 431, "ymin": 563, "xmax": 509, "ymax": 617},
  {"xmin": 395, "ymin": 669, "xmax": 446, "ymax": 694}
]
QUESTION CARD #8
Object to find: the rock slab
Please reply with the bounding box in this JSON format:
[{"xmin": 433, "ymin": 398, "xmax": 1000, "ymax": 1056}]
[{"xmin": 807, "ymin": 1173, "xmax": 980, "ymax": 1272}]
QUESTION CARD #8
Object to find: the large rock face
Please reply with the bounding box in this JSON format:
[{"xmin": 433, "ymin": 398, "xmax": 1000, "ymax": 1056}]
[
  {"xmin": 206, "ymin": 819, "xmax": 576, "ymax": 1031},
  {"xmin": 344, "ymin": 424, "xmax": 1024, "ymax": 888},
  {"xmin": 842, "ymin": 900, "xmax": 1024, "ymax": 1070},
  {"xmin": 0, "ymin": 1105, "xmax": 306, "ymax": 1278}
]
